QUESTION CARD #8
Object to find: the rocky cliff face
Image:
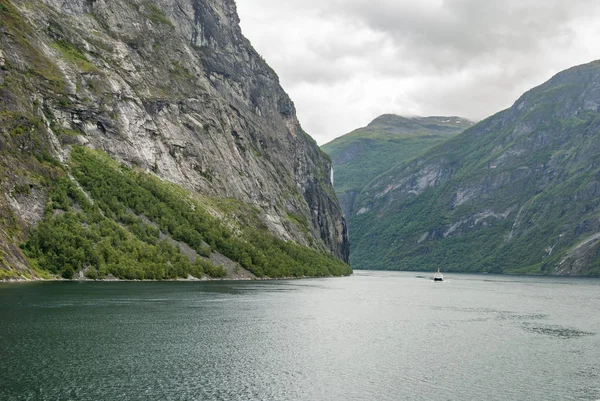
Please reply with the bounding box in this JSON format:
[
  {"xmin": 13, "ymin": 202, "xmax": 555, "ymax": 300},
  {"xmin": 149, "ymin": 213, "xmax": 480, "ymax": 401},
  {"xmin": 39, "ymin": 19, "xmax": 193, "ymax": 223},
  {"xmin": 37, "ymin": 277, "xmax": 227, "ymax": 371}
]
[
  {"xmin": 349, "ymin": 61, "xmax": 600, "ymax": 275},
  {"xmin": 0, "ymin": 0, "xmax": 348, "ymax": 278}
]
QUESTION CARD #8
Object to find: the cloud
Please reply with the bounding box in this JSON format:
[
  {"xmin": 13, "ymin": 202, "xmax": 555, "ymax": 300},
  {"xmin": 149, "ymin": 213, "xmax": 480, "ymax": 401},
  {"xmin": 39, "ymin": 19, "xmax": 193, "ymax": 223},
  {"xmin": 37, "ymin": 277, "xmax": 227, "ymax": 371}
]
[
  {"xmin": 335, "ymin": 0, "xmax": 596, "ymax": 68},
  {"xmin": 236, "ymin": 0, "xmax": 600, "ymax": 144}
]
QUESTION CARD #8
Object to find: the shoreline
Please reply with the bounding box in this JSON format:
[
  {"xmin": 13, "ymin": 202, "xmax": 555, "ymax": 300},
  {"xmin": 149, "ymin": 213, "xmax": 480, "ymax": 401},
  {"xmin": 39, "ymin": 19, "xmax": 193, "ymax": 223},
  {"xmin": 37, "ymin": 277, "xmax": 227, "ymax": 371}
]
[{"xmin": 0, "ymin": 274, "xmax": 353, "ymax": 284}]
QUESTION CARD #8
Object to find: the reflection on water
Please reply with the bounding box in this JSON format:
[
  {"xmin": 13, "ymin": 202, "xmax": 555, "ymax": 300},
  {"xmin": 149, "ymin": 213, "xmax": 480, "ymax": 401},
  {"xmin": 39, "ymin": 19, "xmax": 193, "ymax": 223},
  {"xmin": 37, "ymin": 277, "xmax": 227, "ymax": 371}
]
[
  {"xmin": 521, "ymin": 322, "xmax": 595, "ymax": 338},
  {"xmin": 0, "ymin": 272, "xmax": 599, "ymax": 401}
]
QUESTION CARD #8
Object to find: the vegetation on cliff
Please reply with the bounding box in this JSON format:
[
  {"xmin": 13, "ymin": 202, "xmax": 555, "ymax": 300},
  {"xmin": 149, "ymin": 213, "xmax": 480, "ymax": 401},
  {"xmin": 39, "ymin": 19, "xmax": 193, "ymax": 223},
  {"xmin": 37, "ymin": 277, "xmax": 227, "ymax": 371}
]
[{"xmin": 22, "ymin": 147, "xmax": 351, "ymax": 280}]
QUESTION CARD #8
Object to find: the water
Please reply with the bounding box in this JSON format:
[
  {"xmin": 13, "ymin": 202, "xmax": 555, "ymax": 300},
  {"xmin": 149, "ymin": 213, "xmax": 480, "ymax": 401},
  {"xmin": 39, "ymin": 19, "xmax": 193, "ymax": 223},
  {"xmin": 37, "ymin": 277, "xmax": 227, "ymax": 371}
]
[{"xmin": 1, "ymin": 271, "xmax": 599, "ymax": 401}]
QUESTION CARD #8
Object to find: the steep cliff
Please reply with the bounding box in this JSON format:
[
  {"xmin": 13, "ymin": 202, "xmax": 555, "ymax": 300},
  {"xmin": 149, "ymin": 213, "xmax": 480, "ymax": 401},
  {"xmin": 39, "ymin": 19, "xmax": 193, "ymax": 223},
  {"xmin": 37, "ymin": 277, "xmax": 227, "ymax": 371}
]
[
  {"xmin": 0, "ymin": 0, "xmax": 349, "ymax": 279},
  {"xmin": 350, "ymin": 60, "xmax": 600, "ymax": 275}
]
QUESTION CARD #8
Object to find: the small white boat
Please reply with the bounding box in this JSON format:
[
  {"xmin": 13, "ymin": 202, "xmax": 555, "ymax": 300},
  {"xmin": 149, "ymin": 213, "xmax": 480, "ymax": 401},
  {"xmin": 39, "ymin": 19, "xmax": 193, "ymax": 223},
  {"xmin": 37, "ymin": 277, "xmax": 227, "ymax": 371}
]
[{"xmin": 433, "ymin": 268, "xmax": 443, "ymax": 281}]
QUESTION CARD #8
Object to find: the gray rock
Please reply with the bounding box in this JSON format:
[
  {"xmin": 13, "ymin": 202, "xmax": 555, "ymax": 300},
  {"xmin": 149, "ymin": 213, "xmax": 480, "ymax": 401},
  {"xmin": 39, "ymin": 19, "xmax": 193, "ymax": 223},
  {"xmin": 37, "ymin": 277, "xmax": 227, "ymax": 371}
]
[{"xmin": 0, "ymin": 0, "xmax": 348, "ymax": 278}]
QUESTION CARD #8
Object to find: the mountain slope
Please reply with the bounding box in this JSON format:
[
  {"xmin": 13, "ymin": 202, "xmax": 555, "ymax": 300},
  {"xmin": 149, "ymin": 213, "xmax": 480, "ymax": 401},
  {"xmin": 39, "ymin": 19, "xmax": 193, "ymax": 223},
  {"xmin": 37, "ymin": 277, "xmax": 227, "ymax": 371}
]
[
  {"xmin": 0, "ymin": 0, "xmax": 349, "ymax": 279},
  {"xmin": 351, "ymin": 60, "xmax": 600, "ymax": 276},
  {"xmin": 322, "ymin": 115, "xmax": 472, "ymax": 218}
]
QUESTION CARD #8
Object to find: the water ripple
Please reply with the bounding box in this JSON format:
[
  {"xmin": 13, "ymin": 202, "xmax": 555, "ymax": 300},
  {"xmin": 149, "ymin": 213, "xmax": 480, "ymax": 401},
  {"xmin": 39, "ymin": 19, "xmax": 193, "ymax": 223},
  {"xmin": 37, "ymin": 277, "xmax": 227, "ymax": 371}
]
[{"xmin": 521, "ymin": 322, "xmax": 595, "ymax": 338}]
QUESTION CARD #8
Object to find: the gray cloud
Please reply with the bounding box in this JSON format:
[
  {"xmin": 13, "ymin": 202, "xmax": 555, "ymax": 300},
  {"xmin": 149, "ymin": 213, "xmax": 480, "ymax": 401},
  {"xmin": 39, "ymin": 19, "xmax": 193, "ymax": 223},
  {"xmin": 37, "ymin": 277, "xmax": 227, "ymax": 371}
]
[
  {"xmin": 236, "ymin": 0, "xmax": 600, "ymax": 144},
  {"xmin": 335, "ymin": 0, "xmax": 593, "ymax": 67}
]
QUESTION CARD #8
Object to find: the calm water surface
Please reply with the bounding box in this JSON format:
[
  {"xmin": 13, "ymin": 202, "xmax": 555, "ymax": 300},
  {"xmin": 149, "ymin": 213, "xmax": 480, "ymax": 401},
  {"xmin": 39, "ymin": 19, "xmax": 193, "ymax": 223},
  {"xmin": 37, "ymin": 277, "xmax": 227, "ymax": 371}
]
[{"xmin": 1, "ymin": 271, "xmax": 599, "ymax": 401}]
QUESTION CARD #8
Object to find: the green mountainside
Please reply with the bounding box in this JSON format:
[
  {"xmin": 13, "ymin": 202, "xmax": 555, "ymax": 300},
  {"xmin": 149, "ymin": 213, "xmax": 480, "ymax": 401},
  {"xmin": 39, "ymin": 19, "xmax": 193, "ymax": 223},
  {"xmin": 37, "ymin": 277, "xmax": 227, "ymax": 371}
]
[
  {"xmin": 322, "ymin": 115, "xmax": 473, "ymax": 219},
  {"xmin": 0, "ymin": 0, "xmax": 350, "ymax": 280},
  {"xmin": 349, "ymin": 60, "xmax": 600, "ymax": 276}
]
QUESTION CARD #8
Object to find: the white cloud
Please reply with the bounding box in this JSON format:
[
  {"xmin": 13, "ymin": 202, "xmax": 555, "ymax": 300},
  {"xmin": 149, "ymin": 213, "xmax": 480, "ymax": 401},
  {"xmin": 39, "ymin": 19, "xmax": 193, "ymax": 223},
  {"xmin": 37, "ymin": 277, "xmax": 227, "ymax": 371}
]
[{"xmin": 236, "ymin": 0, "xmax": 600, "ymax": 145}]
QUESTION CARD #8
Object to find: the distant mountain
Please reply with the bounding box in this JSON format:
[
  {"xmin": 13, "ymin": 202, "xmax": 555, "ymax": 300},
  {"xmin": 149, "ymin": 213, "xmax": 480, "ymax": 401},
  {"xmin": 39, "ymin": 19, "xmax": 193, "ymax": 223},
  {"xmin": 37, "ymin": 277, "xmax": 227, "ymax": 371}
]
[
  {"xmin": 349, "ymin": 60, "xmax": 600, "ymax": 276},
  {"xmin": 321, "ymin": 115, "xmax": 473, "ymax": 218}
]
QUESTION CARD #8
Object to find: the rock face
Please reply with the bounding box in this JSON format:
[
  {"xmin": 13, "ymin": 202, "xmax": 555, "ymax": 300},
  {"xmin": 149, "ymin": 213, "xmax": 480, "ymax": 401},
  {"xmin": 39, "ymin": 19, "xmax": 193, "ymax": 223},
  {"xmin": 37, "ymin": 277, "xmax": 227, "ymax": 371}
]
[
  {"xmin": 349, "ymin": 61, "xmax": 600, "ymax": 275},
  {"xmin": 0, "ymin": 0, "xmax": 348, "ymax": 277}
]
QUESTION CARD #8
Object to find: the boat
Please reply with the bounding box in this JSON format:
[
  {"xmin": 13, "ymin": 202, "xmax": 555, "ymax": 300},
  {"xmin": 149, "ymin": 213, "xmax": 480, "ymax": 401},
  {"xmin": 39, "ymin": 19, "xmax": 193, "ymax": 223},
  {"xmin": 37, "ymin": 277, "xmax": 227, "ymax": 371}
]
[{"xmin": 433, "ymin": 268, "xmax": 444, "ymax": 281}]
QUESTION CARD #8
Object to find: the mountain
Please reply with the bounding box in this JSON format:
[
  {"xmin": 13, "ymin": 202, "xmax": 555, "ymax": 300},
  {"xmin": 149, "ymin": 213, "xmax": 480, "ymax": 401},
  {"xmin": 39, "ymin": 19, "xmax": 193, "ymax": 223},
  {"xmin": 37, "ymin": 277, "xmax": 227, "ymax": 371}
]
[
  {"xmin": 322, "ymin": 115, "xmax": 473, "ymax": 219},
  {"xmin": 350, "ymin": 60, "xmax": 600, "ymax": 276},
  {"xmin": 0, "ymin": 0, "xmax": 350, "ymax": 280},
  {"xmin": 321, "ymin": 115, "xmax": 472, "ymax": 243}
]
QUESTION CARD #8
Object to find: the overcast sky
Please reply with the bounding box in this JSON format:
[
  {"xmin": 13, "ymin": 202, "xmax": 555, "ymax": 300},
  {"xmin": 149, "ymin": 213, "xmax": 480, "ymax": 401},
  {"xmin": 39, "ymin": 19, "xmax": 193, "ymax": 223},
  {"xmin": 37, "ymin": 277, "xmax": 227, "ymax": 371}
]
[{"xmin": 236, "ymin": 0, "xmax": 600, "ymax": 145}]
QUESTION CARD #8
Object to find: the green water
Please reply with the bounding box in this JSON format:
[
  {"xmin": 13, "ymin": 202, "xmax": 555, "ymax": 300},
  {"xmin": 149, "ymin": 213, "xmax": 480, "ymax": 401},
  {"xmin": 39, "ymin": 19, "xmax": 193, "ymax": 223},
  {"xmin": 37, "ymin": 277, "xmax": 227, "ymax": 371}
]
[{"xmin": 1, "ymin": 271, "xmax": 599, "ymax": 400}]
